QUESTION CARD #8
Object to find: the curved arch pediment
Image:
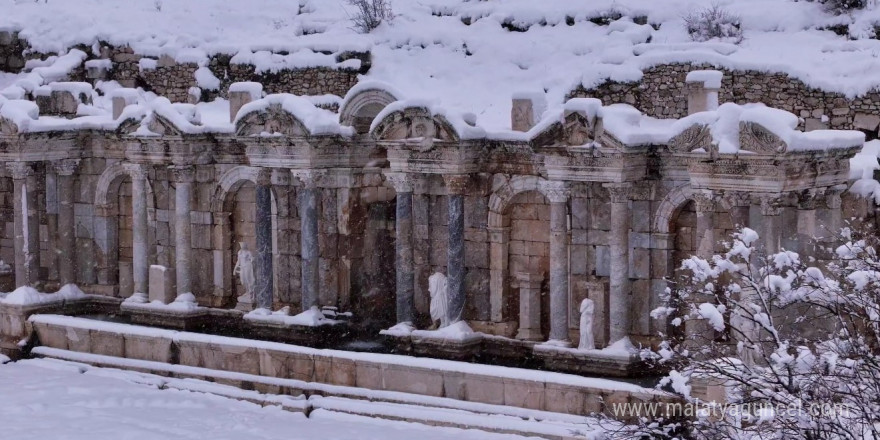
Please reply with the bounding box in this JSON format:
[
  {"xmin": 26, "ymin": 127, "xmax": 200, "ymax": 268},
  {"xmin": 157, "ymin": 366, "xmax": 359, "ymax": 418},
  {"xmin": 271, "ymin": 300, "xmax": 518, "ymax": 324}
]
[
  {"xmin": 340, "ymin": 88, "xmax": 398, "ymax": 134},
  {"xmin": 0, "ymin": 117, "xmax": 20, "ymax": 135},
  {"xmin": 371, "ymin": 106, "xmax": 459, "ymax": 143},
  {"xmin": 532, "ymin": 109, "xmax": 605, "ymax": 149},
  {"xmin": 235, "ymin": 103, "xmax": 309, "ymax": 137}
]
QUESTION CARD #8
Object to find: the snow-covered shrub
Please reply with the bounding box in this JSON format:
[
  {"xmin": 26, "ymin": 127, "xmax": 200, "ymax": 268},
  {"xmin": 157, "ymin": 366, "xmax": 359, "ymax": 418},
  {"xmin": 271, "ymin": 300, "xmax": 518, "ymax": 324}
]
[
  {"xmin": 347, "ymin": 0, "xmax": 393, "ymax": 33},
  {"xmin": 683, "ymin": 5, "xmax": 743, "ymax": 43},
  {"xmin": 820, "ymin": 0, "xmax": 867, "ymax": 15},
  {"xmin": 604, "ymin": 227, "xmax": 880, "ymax": 439}
]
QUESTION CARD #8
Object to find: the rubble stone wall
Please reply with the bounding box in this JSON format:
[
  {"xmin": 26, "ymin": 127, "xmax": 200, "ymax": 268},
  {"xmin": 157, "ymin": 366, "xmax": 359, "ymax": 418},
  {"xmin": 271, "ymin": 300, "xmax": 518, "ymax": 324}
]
[{"xmin": 570, "ymin": 62, "xmax": 880, "ymax": 133}]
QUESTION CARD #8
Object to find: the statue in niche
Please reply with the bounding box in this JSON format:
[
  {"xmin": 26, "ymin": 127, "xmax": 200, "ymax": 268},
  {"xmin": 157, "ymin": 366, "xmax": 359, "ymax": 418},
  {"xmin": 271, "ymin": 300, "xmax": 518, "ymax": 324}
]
[
  {"xmin": 233, "ymin": 242, "xmax": 256, "ymax": 305},
  {"xmin": 578, "ymin": 298, "xmax": 596, "ymax": 350},
  {"xmin": 429, "ymin": 272, "xmax": 449, "ymax": 329}
]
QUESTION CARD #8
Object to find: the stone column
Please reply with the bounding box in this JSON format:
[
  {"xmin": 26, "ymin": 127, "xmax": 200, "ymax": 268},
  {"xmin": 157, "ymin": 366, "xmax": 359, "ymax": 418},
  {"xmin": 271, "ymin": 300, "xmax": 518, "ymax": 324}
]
[
  {"xmin": 54, "ymin": 160, "xmax": 80, "ymax": 286},
  {"xmin": 170, "ymin": 165, "xmax": 194, "ymax": 297},
  {"xmin": 693, "ymin": 191, "xmax": 717, "ymax": 259},
  {"xmin": 8, "ymin": 162, "xmax": 40, "ymax": 288},
  {"xmin": 254, "ymin": 169, "xmax": 274, "ymax": 310},
  {"xmin": 387, "ymin": 172, "xmax": 415, "ymax": 325},
  {"xmin": 824, "ymin": 187, "xmax": 844, "ymax": 240},
  {"xmin": 760, "ymin": 195, "xmax": 784, "ymax": 255},
  {"xmin": 722, "ymin": 191, "xmax": 751, "ymax": 231},
  {"xmin": 796, "ymin": 189, "xmax": 822, "ymax": 256},
  {"xmin": 514, "ymin": 272, "xmax": 543, "ymax": 340},
  {"xmin": 488, "ymin": 226, "xmax": 511, "ymax": 322},
  {"xmin": 443, "ymin": 174, "xmax": 469, "ymax": 325},
  {"xmin": 605, "ymin": 183, "xmax": 631, "ymax": 345},
  {"xmin": 123, "ymin": 163, "xmax": 150, "ymax": 298},
  {"xmin": 540, "ymin": 180, "xmax": 571, "ymax": 344},
  {"xmin": 293, "ymin": 169, "xmax": 323, "ymax": 312}
]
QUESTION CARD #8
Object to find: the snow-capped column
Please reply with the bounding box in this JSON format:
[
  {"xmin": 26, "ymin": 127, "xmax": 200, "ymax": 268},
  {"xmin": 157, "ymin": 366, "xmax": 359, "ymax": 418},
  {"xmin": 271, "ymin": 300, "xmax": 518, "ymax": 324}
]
[
  {"xmin": 54, "ymin": 159, "xmax": 80, "ymax": 286},
  {"xmin": 8, "ymin": 162, "xmax": 40, "ymax": 288},
  {"xmin": 540, "ymin": 180, "xmax": 571, "ymax": 345},
  {"xmin": 170, "ymin": 165, "xmax": 194, "ymax": 298},
  {"xmin": 685, "ymin": 70, "xmax": 722, "ymax": 115},
  {"xmin": 693, "ymin": 191, "xmax": 717, "ymax": 259},
  {"xmin": 387, "ymin": 172, "xmax": 415, "ymax": 325},
  {"xmin": 605, "ymin": 183, "xmax": 631, "ymax": 345},
  {"xmin": 444, "ymin": 174, "xmax": 469, "ymax": 325},
  {"xmin": 293, "ymin": 169, "xmax": 323, "ymax": 312},
  {"xmin": 760, "ymin": 195, "xmax": 784, "ymax": 255},
  {"xmin": 255, "ymin": 169, "xmax": 274, "ymax": 311},
  {"xmin": 123, "ymin": 163, "xmax": 150, "ymax": 298}
]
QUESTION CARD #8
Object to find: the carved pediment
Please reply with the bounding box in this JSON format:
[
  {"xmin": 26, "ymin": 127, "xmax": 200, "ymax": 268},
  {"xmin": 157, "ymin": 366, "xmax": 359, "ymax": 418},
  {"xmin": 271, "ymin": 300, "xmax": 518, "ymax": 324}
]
[
  {"xmin": 532, "ymin": 109, "xmax": 605, "ymax": 149},
  {"xmin": 739, "ymin": 121, "xmax": 787, "ymax": 154},
  {"xmin": 147, "ymin": 113, "xmax": 184, "ymax": 136},
  {"xmin": 668, "ymin": 124, "xmax": 712, "ymax": 153},
  {"xmin": 236, "ymin": 103, "xmax": 309, "ymax": 137},
  {"xmin": 371, "ymin": 107, "xmax": 459, "ymax": 147},
  {"xmin": 116, "ymin": 117, "xmax": 141, "ymax": 135}
]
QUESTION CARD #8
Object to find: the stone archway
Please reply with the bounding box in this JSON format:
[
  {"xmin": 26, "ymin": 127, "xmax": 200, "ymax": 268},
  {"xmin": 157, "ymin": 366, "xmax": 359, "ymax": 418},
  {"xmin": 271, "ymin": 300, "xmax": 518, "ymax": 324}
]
[
  {"xmin": 487, "ymin": 175, "xmax": 550, "ymax": 337},
  {"xmin": 339, "ymin": 85, "xmax": 398, "ymax": 134},
  {"xmin": 212, "ymin": 166, "xmax": 281, "ymax": 309},
  {"xmin": 93, "ymin": 163, "xmax": 156, "ymax": 297}
]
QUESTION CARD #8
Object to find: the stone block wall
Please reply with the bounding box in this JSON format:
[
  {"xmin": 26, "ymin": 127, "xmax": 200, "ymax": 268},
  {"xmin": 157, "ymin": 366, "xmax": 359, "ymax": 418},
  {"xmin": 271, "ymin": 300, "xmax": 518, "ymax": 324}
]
[{"xmin": 570, "ymin": 62, "xmax": 880, "ymax": 133}]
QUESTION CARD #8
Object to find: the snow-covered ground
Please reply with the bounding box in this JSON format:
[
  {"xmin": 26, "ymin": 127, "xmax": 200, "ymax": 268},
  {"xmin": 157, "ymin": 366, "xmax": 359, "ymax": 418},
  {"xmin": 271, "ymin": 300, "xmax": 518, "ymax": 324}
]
[
  {"xmin": 5, "ymin": 0, "xmax": 880, "ymax": 130},
  {"xmin": 0, "ymin": 358, "xmax": 544, "ymax": 440}
]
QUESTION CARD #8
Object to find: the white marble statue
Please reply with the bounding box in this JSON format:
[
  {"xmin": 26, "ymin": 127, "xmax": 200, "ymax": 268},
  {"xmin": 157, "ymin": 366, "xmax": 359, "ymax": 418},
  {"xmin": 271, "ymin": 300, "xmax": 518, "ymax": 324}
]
[
  {"xmin": 233, "ymin": 242, "xmax": 256, "ymax": 304},
  {"xmin": 429, "ymin": 272, "xmax": 449, "ymax": 329},
  {"xmin": 578, "ymin": 298, "xmax": 595, "ymax": 350}
]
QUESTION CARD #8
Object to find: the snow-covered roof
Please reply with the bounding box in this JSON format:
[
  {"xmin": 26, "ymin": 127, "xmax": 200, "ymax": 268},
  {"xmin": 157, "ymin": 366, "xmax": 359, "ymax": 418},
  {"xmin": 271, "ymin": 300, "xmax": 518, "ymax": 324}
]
[{"xmin": 5, "ymin": 0, "xmax": 880, "ymax": 132}]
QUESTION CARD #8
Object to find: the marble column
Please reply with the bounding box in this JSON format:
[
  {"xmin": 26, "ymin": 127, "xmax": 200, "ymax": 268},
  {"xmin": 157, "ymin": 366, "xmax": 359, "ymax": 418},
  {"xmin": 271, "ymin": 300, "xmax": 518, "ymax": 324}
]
[
  {"xmin": 760, "ymin": 195, "xmax": 784, "ymax": 255},
  {"xmin": 293, "ymin": 169, "xmax": 323, "ymax": 312},
  {"xmin": 444, "ymin": 174, "xmax": 469, "ymax": 325},
  {"xmin": 690, "ymin": 191, "xmax": 718, "ymax": 341},
  {"xmin": 123, "ymin": 163, "xmax": 149, "ymax": 298},
  {"xmin": 170, "ymin": 165, "xmax": 194, "ymax": 297},
  {"xmin": 387, "ymin": 172, "xmax": 415, "ymax": 325},
  {"xmin": 54, "ymin": 160, "xmax": 80, "ymax": 286},
  {"xmin": 796, "ymin": 189, "xmax": 822, "ymax": 256},
  {"xmin": 254, "ymin": 169, "xmax": 274, "ymax": 310},
  {"xmin": 540, "ymin": 180, "xmax": 571, "ymax": 344},
  {"xmin": 824, "ymin": 187, "xmax": 844, "ymax": 241},
  {"xmin": 8, "ymin": 162, "xmax": 40, "ymax": 288},
  {"xmin": 605, "ymin": 183, "xmax": 631, "ymax": 345},
  {"xmin": 514, "ymin": 272, "xmax": 543, "ymax": 340},
  {"xmin": 693, "ymin": 191, "xmax": 717, "ymax": 259}
]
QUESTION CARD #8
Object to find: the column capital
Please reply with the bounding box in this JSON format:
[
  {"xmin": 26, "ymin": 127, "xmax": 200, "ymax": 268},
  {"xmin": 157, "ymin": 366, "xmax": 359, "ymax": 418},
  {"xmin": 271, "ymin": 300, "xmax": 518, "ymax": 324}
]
[
  {"xmin": 122, "ymin": 163, "xmax": 148, "ymax": 180},
  {"xmin": 53, "ymin": 159, "xmax": 81, "ymax": 176},
  {"xmin": 797, "ymin": 188, "xmax": 825, "ymax": 210},
  {"xmin": 691, "ymin": 190, "xmax": 718, "ymax": 213},
  {"xmin": 384, "ymin": 172, "xmax": 413, "ymax": 193},
  {"xmin": 6, "ymin": 162, "xmax": 34, "ymax": 180},
  {"xmin": 603, "ymin": 182, "xmax": 632, "ymax": 203},
  {"xmin": 168, "ymin": 165, "xmax": 195, "ymax": 183},
  {"xmin": 759, "ymin": 194, "xmax": 785, "ymax": 216},
  {"xmin": 487, "ymin": 226, "xmax": 511, "ymax": 243},
  {"xmin": 291, "ymin": 169, "xmax": 325, "ymax": 189},
  {"xmin": 443, "ymin": 174, "xmax": 470, "ymax": 195},
  {"xmin": 720, "ymin": 190, "xmax": 751, "ymax": 208},
  {"xmin": 538, "ymin": 180, "xmax": 570, "ymax": 203}
]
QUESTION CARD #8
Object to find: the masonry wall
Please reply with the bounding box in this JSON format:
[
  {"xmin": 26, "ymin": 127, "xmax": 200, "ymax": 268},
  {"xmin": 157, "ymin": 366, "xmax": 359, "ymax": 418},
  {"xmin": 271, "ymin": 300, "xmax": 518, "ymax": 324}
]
[{"xmin": 570, "ymin": 62, "xmax": 880, "ymax": 133}]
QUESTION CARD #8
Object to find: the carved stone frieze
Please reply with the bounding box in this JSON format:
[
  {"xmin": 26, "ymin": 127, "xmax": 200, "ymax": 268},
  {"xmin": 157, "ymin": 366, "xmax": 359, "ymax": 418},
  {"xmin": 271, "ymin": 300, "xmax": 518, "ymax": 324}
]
[
  {"xmin": 739, "ymin": 121, "xmax": 787, "ymax": 154},
  {"xmin": 371, "ymin": 106, "xmax": 459, "ymax": 149},
  {"xmin": 236, "ymin": 103, "xmax": 309, "ymax": 137},
  {"xmin": 668, "ymin": 124, "xmax": 712, "ymax": 153}
]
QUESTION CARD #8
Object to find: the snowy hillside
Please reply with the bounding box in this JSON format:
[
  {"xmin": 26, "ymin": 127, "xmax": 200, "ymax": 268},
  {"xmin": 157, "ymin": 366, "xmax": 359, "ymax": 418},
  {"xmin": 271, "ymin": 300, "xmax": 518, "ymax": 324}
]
[{"xmin": 4, "ymin": 0, "xmax": 880, "ymax": 129}]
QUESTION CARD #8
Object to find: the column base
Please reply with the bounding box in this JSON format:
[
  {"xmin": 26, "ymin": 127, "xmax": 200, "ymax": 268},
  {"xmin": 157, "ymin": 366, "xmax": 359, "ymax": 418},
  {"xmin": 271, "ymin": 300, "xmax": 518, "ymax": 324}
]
[{"xmin": 515, "ymin": 328, "xmax": 544, "ymax": 341}]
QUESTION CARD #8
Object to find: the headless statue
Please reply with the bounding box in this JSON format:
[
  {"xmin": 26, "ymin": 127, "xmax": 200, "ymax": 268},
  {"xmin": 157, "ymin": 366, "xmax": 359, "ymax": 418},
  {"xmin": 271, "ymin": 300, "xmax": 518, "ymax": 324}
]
[
  {"xmin": 233, "ymin": 242, "xmax": 256, "ymax": 305},
  {"xmin": 578, "ymin": 298, "xmax": 595, "ymax": 350},
  {"xmin": 429, "ymin": 272, "xmax": 449, "ymax": 329}
]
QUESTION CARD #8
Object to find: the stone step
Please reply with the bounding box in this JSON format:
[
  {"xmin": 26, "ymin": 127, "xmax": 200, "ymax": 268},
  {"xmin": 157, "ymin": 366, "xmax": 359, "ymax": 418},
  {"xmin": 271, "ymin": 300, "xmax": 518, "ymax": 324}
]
[{"xmin": 31, "ymin": 347, "xmax": 605, "ymax": 440}]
